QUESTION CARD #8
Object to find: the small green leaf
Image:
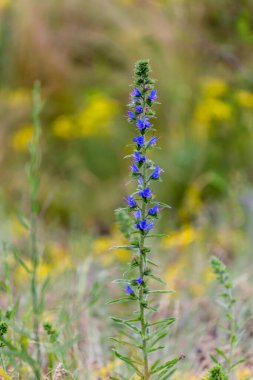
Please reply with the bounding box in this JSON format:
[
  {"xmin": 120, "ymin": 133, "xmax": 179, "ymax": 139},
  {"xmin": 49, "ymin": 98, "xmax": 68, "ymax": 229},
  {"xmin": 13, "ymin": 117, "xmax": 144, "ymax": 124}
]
[
  {"xmin": 148, "ymin": 317, "xmax": 176, "ymax": 327},
  {"xmin": 215, "ymin": 348, "xmax": 228, "ymax": 362},
  {"xmin": 230, "ymin": 358, "xmax": 245, "ymax": 370},
  {"xmin": 148, "ymin": 290, "xmax": 175, "ymax": 295},
  {"xmin": 151, "ymin": 357, "xmax": 181, "ymax": 374},
  {"xmin": 12, "ymin": 248, "xmax": 32, "ymax": 274},
  {"xmin": 111, "ymin": 317, "xmax": 141, "ymax": 334},
  {"xmin": 107, "ymin": 297, "xmax": 136, "ymax": 305},
  {"xmin": 113, "ymin": 350, "xmax": 143, "ymax": 376}
]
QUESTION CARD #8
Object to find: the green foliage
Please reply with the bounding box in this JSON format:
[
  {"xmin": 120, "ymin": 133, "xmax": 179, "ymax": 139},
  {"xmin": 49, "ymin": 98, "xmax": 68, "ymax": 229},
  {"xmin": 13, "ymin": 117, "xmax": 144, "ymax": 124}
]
[
  {"xmin": 207, "ymin": 364, "xmax": 228, "ymax": 380},
  {"xmin": 209, "ymin": 256, "xmax": 245, "ymax": 376}
]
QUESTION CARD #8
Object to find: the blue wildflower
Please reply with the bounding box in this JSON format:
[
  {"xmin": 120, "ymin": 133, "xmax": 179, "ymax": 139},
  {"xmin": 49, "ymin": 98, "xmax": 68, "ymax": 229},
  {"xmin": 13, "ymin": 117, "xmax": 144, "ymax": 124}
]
[
  {"xmin": 148, "ymin": 203, "xmax": 159, "ymax": 216},
  {"xmin": 139, "ymin": 187, "xmax": 152, "ymax": 199},
  {"xmin": 131, "ymin": 163, "xmax": 140, "ymax": 174},
  {"xmin": 135, "ymin": 105, "xmax": 143, "ymax": 114},
  {"xmin": 133, "ymin": 136, "xmax": 145, "ymax": 147},
  {"xmin": 133, "ymin": 152, "xmax": 146, "ymax": 164},
  {"xmin": 148, "ymin": 89, "xmax": 157, "ymax": 102},
  {"xmin": 131, "ymin": 88, "xmax": 141, "ymax": 97},
  {"xmin": 150, "ymin": 165, "xmax": 162, "ymax": 180},
  {"xmin": 138, "ymin": 177, "xmax": 143, "ymax": 187},
  {"xmin": 136, "ymin": 117, "xmax": 151, "ymax": 131},
  {"xmin": 125, "ymin": 284, "xmax": 134, "ymax": 295},
  {"xmin": 136, "ymin": 277, "xmax": 143, "ymax": 285},
  {"xmin": 136, "ymin": 219, "xmax": 154, "ymax": 232},
  {"xmin": 128, "ymin": 111, "xmax": 135, "ymax": 120},
  {"xmin": 134, "ymin": 210, "xmax": 141, "ymax": 220},
  {"xmin": 127, "ymin": 196, "xmax": 137, "ymax": 208},
  {"xmin": 147, "ymin": 136, "xmax": 158, "ymax": 147}
]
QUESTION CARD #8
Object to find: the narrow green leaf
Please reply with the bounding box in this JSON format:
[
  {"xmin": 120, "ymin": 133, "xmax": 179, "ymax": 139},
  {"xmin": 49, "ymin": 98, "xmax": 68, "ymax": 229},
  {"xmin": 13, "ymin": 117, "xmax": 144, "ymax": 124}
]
[
  {"xmin": 113, "ymin": 350, "xmax": 143, "ymax": 376},
  {"xmin": 148, "ymin": 290, "xmax": 175, "ymax": 295},
  {"xmin": 230, "ymin": 358, "xmax": 245, "ymax": 370},
  {"xmin": 210, "ymin": 354, "xmax": 219, "ymax": 364},
  {"xmin": 157, "ymin": 201, "xmax": 171, "ymax": 209},
  {"xmin": 148, "ymin": 274, "xmax": 166, "ymax": 284},
  {"xmin": 147, "ymin": 259, "xmax": 159, "ymax": 267},
  {"xmin": 148, "ymin": 317, "xmax": 176, "ymax": 327},
  {"xmin": 107, "ymin": 297, "xmax": 135, "ymax": 305},
  {"xmin": 150, "ymin": 359, "xmax": 161, "ymax": 372},
  {"xmin": 12, "ymin": 248, "xmax": 32, "ymax": 274},
  {"xmin": 109, "ymin": 337, "xmax": 140, "ymax": 349},
  {"xmin": 215, "ymin": 348, "xmax": 228, "ymax": 362},
  {"xmin": 111, "ymin": 317, "xmax": 141, "ymax": 334},
  {"xmin": 148, "ymin": 345, "xmax": 164, "ymax": 353},
  {"xmin": 151, "ymin": 357, "xmax": 181, "ymax": 374},
  {"xmin": 159, "ymin": 368, "xmax": 177, "ymax": 380}
]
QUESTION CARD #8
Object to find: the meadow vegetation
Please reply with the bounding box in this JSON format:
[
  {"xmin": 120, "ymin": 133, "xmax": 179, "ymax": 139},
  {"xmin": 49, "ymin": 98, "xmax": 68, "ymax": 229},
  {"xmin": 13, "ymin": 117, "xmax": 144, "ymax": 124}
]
[{"xmin": 0, "ymin": 0, "xmax": 253, "ymax": 379}]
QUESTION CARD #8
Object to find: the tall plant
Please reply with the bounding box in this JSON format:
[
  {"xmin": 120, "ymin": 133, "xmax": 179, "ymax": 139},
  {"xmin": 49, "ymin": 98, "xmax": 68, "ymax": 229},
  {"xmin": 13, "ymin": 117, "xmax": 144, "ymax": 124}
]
[{"xmin": 109, "ymin": 60, "xmax": 182, "ymax": 380}]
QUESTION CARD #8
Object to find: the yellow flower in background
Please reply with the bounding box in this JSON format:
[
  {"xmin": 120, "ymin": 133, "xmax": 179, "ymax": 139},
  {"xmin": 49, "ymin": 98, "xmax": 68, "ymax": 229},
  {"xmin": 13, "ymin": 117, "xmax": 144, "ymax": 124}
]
[
  {"xmin": 236, "ymin": 90, "xmax": 253, "ymax": 108},
  {"xmin": 161, "ymin": 225, "xmax": 198, "ymax": 249},
  {"xmin": 235, "ymin": 367, "xmax": 253, "ymax": 380},
  {"xmin": 0, "ymin": 0, "xmax": 10, "ymax": 9},
  {"xmin": 10, "ymin": 217, "xmax": 29, "ymax": 237},
  {"xmin": 202, "ymin": 77, "xmax": 228, "ymax": 98},
  {"xmin": 93, "ymin": 359, "xmax": 121, "ymax": 377},
  {"xmin": 77, "ymin": 93, "xmax": 119, "ymax": 137},
  {"xmin": 195, "ymin": 98, "xmax": 232, "ymax": 124},
  {"xmin": 52, "ymin": 93, "xmax": 119, "ymax": 139},
  {"xmin": 164, "ymin": 256, "xmax": 185, "ymax": 289},
  {"xmin": 92, "ymin": 229, "xmax": 131, "ymax": 266},
  {"xmin": 172, "ymin": 371, "xmax": 199, "ymax": 380},
  {"xmin": 53, "ymin": 116, "xmax": 74, "ymax": 139},
  {"xmin": 179, "ymin": 183, "xmax": 203, "ymax": 221},
  {"xmin": 11, "ymin": 124, "xmax": 33, "ymax": 151},
  {"xmin": 6, "ymin": 88, "xmax": 30, "ymax": 106}
]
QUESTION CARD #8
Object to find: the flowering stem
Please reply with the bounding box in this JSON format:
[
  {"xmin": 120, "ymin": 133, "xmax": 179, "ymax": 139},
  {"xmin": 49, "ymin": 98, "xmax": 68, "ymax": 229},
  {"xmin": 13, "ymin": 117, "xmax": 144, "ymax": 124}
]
[
  {"xmin": 29, "ymin": 81, "xmax": 43, "ymax": 379},
  {"xmin": 138, "ymin": 92, "xmax": 149, "ymax": 379},
  {"xmin": 110, "ymin": 60, "xmax": 180, "ymax": 380}
]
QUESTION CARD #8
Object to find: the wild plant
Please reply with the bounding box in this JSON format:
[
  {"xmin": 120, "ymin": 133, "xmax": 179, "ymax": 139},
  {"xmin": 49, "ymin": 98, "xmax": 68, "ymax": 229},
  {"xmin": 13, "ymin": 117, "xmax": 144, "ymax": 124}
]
[
  {"xmin": 208, "ymin": 256, "xmax": 245, "ymax": 378},
  {"xmin": 109, "ymin": 60, "xmax": 182, "ymax": 380},
  {"xmin": 0, "ymin": 82, "xmax": 44, "ymax": 379},
  {"xmin": 207, "ymin": 363, "xmax": 228, "ymax": 380}
]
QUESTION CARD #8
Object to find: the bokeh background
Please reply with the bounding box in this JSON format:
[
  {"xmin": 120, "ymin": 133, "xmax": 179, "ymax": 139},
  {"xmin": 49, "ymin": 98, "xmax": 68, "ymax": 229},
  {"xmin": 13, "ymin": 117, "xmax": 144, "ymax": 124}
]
[{"xmin": 0, "ymin": 0, "xmax": 253, "ymax": 378}]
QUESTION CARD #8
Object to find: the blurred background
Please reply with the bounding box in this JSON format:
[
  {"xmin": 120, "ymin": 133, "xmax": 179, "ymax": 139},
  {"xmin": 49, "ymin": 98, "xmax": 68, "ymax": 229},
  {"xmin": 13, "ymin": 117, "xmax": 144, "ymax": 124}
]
[{"xmin": 0, "ymin": 0, "xmax": 253, "ymax": 378}]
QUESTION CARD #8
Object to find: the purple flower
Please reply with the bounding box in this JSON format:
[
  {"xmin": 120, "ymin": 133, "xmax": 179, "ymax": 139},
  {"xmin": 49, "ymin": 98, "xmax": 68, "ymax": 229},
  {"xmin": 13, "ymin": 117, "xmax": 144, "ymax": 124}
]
[
  {"xmin": 136, "ymin": 219, "xmax": 154, "ymax": 232},
  {"xmin": 133, "ymin": 152, "xmax": 146, "ymax": 164},
  {"xmin": 139, "ymin": 187, "xmax": 152, "ymax": 199},
  {"xmin": 128, "ymin": 111, "xmax": 135, "ymax": 120},
  {"xmin": 148, "ymin": 89, "xmax": 157, "ymax": 102},
  {"xmin": 125, "ymin": 284, "xmax": 134, "ymax": 295},
  {"xmin": 131, "ymin": 163, "xmax": 139, "ymax": 174},
  {"xmin": 135, "ymin": 105, "xmax": 143, "ymax": 114},
  {"xmin": 136, "ymin": 117, "xmax": 151, "ymax": 131},
  {"xmin": 136, "ymin": 277, "xmax": 143, "ymax": 285},
  {"xmin": 134, "ymin": 209, "xmax": 141, "ymax": 220},
  {"xmin": 133, "ymin": 136, "xmax": 145, "ymax": 147},
  {"xmin": 138, "ymin": 177, "xmax": 143, "ymax": 187},
  {"xmin": 127, "ymin": 196, "xmax": 137, "ymax": 208},
  {"xmin": 131, "ymin": 88, "xmax": 141, "ymax": 97},
  {"xmin": 150, "ymin": 165, "xmax": 162, "ymax": 180},
  {"xmin": 148, "ymin": 203, "xmax": 159, "ymax": 216},
  {"xmin": 147, "ymin": 136, "xmax": 158, "ymax": 147}
]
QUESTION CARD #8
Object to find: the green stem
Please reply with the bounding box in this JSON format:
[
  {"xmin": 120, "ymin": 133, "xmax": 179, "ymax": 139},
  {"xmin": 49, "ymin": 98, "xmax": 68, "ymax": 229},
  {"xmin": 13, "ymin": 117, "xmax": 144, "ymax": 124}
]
[
  {"xmin": 29, "ymin": 82, "xmax": 43, "ymax": 379},
  {"xmin": 227, "ymin": 289, "xmax": 236, "ymax": 375},
  {"xmin": 138, "ymin": 90, "xmax": 149, "ymax": 380},
  {"xmin": 31, "ymin": 212, "xmax": 41, "ymax": 371}
]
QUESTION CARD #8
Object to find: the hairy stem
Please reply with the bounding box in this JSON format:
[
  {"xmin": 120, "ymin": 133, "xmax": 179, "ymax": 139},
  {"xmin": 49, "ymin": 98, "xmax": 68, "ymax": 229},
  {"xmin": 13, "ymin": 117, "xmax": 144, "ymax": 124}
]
[{"xmin": 138, "ymin": 89, "xmax": 149, "ymax": 379}]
